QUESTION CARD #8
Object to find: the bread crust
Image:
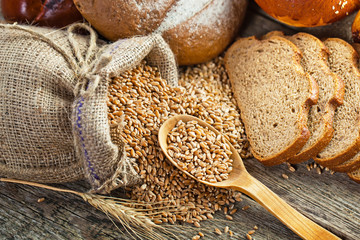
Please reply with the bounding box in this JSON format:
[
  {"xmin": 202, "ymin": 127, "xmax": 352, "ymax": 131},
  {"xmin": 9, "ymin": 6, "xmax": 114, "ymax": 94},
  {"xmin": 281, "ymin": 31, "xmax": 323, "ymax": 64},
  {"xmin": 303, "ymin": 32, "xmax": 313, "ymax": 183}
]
[
  {"xmin": 262, "ymin": 31, "xmax": 344, "ymax": 164},
  {"xmin": 73, "ymin": 0, "xmax": 175, "ymax": 40},
  {"xmin": 326, "ymin": 43, "xmax": 360, "ymax": 172},
  {"xmin": 162, "ymin": 0, "xmax": 247, "ymax": 66},
  {"xmin": 282, "ymin": 32, "xmax": 345, "ymax": 164},
  {"xmin": 314, "ymin": 38, "xmax": 360, "ymax": 167},
  {"xmin": 330, "ymin": 158, "xmax": 360, "ymax": 172},
  {"xmin": 225, "ymin": 36, "xmax": 318, "ymax": 166},
  {"xmin": 254, "ymin": 0, "xmax": 360, "ymax": 27},
  {"xmin": 73, "ymin": 0, "xmax": 248, "ymax": 66}
]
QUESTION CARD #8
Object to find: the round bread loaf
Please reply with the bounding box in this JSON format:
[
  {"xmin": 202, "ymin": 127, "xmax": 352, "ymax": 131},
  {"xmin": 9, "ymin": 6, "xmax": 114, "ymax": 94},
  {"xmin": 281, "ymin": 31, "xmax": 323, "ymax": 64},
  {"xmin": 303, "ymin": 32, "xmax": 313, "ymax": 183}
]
[{"xmin": 73, "ymin": 0, "xmax": 248, "ymax": 66}]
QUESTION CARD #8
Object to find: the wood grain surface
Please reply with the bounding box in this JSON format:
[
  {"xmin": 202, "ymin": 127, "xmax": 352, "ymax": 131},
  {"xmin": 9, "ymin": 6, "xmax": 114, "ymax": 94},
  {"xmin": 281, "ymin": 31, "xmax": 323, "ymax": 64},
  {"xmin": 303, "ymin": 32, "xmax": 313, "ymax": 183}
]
[{"xmin": 0, "ymin": 1, "xmax": 359, "ymax": 240}]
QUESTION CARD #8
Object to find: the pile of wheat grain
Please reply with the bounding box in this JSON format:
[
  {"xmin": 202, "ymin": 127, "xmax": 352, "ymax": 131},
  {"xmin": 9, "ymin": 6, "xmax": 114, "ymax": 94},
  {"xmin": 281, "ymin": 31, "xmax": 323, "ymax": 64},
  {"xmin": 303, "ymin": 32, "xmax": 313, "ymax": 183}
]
[{"xmin": 107, "ymin": 57, "xmax": 250, "ymax": 226}]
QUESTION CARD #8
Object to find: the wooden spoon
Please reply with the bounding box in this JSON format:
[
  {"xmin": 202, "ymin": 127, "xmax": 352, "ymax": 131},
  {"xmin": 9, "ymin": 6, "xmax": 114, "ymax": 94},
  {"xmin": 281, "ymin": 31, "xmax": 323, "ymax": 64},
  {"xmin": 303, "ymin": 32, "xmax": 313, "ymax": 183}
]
[{"xmin": 158, "ymin": 114, "xmax": 340, "ymax": 240}]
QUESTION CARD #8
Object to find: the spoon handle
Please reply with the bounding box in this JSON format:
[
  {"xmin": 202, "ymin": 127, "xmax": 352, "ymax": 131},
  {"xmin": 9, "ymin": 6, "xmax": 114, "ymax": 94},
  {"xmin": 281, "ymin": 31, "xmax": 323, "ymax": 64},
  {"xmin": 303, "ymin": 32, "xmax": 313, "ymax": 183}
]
[{"xmin": 231, "ymin": 174, "xmax": 340, "ymax": 240}]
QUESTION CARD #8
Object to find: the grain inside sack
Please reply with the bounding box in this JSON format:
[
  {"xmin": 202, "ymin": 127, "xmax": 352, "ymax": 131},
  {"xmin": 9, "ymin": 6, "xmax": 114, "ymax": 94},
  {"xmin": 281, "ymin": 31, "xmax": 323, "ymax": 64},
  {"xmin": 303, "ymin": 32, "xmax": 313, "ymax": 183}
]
[
  {"xmin": 0, "ymin": 23, "xmax": 178, "ymax": 194},
  {"xmin": 108, "ymin": 57, "xmax": 251, "ymax": 225}
]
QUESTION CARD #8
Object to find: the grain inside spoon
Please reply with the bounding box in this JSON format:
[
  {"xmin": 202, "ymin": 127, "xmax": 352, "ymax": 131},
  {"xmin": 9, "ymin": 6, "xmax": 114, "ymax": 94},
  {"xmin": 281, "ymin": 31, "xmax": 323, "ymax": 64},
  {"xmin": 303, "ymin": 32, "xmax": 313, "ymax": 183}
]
[{"xmin": 158, "ymin": 114, "xmax": 340, "ymax": 240}]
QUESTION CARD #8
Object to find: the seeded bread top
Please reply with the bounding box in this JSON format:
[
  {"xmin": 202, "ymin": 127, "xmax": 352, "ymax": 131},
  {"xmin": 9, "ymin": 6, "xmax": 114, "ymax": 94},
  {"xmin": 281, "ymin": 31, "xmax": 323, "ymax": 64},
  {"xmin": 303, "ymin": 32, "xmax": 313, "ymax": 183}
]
[
  {"xmin": 225, "ymin": 36, "xmax": 318, "ymax": 166},
  {"xmin": 315, "ymin": 38, "xmax": 360, "ymax": 165}
]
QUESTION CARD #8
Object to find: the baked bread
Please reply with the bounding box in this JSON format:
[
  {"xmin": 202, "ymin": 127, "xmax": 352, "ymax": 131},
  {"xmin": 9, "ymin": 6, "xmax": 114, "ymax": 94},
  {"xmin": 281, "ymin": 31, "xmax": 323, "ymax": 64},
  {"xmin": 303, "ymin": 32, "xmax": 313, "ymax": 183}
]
[
  {"xmin": 73, "ymin": 0, "xmax": 248, "ymax": 66},
  {"xmin": 224, "ymin": 36, "xmax": 318, "ymax": 166},
  {"xmin": 314, "ymin": 38, "xmax": 360, "ymax": 167},
  {"xmin": 329, "ymin": 150, "xmax": 360, "ymax": 172},
  {"xmin": 254, "ymin": 0, "xmax": 360, "ymax": 27},
  {"xmin": 327, "ymin": 43, "xmax": 360, "ymax": 172},
  {"xmin": 263, "ymin": 31, "xmax": 344, "ymax": 164}
]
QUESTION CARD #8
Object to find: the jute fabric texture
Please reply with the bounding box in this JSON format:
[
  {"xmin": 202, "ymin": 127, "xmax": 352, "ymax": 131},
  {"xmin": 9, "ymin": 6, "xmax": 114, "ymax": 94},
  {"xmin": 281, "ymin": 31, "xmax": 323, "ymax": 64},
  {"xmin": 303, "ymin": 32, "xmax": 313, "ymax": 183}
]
[{"xmin": 0, "ymin": 23, "xmax": 178, "ymax": 193}]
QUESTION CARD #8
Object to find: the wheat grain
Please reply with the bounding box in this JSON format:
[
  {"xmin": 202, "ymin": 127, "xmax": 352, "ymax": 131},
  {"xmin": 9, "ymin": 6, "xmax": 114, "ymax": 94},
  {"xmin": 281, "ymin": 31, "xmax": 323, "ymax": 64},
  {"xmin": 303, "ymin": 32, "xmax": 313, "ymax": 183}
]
[
  {"xmin": 167, "ymin": 120, "xmax": 233, "ymax": 183},
  {"xmin": 108, "ymin": 58, "xmax": 249, "ymax": 225}
]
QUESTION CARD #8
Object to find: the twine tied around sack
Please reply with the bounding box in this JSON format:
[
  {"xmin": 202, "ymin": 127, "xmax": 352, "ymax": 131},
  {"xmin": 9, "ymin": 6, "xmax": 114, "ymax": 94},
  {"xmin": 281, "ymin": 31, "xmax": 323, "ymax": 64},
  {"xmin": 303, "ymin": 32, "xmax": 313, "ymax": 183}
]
[
  {"xmin": 68, "ymin": 23, "xmax": 112, "ymax": 98},
  {"xmin": 67, "ymin": 23, "xmax": 141, "ymax": 192}
]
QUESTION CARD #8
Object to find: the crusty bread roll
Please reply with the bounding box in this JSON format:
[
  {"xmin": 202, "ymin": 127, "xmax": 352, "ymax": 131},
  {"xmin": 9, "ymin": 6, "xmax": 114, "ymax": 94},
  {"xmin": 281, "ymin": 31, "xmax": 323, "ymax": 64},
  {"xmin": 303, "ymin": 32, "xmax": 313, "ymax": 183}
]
[{"xmin": 73, "ymin": 0, "xmax": 248, "ymax": 66}]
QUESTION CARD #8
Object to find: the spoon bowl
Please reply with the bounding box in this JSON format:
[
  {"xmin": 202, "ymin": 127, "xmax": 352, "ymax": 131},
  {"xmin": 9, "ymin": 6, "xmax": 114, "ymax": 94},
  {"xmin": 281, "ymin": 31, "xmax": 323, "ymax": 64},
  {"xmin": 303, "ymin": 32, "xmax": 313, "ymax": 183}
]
[
  {"xmin": 159, "ymin": 114, "xmax": 340, "ymax": 240},
  {"xmin": 159, "ymin": 114, "xmax": 246, "ymax": 188}
]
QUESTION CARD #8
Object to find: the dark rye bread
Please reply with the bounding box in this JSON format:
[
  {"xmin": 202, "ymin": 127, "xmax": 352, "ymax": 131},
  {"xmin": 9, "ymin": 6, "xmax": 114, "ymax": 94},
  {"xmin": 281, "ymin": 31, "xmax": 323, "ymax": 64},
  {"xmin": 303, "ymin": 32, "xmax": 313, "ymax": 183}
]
[
  {"xmin": 264, "ymin": 31, "xmax": 345, "ymax": 164},
  {"xmin": 328, "ymin": 43, "xmax": 360, "ymax": 173},
  {"xmin": 224, "ymin": 36, "xmax": 318, "ymax": 166},
  {"xmin": 314, "ymin": 38, "xmax": 360, "ymax": 167}
]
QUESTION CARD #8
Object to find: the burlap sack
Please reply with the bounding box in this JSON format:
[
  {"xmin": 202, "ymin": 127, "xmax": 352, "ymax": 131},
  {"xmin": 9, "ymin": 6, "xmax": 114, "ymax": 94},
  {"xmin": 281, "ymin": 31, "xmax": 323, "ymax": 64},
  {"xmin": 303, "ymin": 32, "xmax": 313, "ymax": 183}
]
[{"xmin": 0, "ymin": 23, "xmax": 178, "ymax": 193}]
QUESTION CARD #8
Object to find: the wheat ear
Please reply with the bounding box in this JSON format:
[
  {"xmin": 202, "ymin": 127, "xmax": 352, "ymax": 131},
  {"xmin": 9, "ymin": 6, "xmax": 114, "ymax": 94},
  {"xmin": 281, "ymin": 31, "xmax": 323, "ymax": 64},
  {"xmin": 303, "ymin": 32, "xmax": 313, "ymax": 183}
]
[{"xmin": 0, "ymin": 178, "xmax": 179, "ymax": 240}]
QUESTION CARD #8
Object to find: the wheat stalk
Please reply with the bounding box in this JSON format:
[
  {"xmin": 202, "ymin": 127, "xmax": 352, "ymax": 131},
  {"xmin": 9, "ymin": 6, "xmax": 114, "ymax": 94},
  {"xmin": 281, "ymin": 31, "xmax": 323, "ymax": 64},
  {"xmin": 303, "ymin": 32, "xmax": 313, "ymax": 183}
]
[{"xmin": 0, "ymin": 178, "xmax": 179, "ymax": 240}]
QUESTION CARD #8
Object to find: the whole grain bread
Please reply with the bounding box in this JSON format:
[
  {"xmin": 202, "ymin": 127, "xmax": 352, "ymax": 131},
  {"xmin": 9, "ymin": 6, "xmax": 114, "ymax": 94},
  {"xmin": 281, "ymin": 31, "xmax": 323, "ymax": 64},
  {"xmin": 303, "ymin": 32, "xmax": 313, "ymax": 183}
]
[
  {"xmin": 263, "ymin": 31, "xmax": 345, "ymax": 164},
  {"xmin": 224, "ymin": 36, "xmax": 318, "ymax": 166},
  {"xmin": 314, "ymin": 38, "xmax": 360, "ymax": 167},
  {"xmin": 328, "ymin": 43, "xmax": 360, "ymax": 172}
]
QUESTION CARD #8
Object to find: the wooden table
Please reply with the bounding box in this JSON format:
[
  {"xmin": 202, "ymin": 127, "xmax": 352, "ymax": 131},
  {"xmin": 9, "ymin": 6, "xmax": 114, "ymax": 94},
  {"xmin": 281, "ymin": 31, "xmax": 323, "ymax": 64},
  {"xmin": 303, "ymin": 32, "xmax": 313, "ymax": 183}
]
[{"xmin": 1, "ymin": 1, "xmax": 359, "ymax": 239}]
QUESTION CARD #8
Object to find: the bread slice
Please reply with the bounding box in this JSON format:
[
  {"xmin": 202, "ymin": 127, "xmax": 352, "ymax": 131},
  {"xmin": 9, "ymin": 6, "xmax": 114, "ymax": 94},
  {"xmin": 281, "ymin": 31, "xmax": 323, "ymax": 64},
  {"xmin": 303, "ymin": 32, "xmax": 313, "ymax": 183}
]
[
  {"xmin": 224, "ymin": 36, "xmax": 318, "ymax": 166},
  {"xmin": 264, "ymin": 31, "xmax": 344, "ymax": 164},
  {"xmin": 328, "ymin": 43, "xmax": 360, "ymax": 172},
  {"xmin": 314, "ymin": 38, "xmax": 360, "ymax": 167},
  {"xmin": 348, "ymin": 168, "xmax": 360, "ymax": 183},
  {"xmin": 329, "ymin": 150, "xmax": 360, "ymax": 172}
]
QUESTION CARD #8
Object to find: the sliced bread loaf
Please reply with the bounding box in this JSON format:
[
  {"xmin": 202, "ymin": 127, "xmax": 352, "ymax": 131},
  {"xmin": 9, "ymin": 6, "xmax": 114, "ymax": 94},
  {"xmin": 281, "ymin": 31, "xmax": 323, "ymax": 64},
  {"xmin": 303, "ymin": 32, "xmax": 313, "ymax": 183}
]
[
  {"xmin": 224, "ymin": 36, "xmax": 318, "ymax": 166},
  {"xmin": 314, "ymin": 38, "xmax": 360, "ymax": 167},
  {"xmin": 264, "ymin": 31, "xmax": 345, "ymax": 164},
  {"xmin": 328, "ymin": 43, "xmax": 360, "ymax": 172}
]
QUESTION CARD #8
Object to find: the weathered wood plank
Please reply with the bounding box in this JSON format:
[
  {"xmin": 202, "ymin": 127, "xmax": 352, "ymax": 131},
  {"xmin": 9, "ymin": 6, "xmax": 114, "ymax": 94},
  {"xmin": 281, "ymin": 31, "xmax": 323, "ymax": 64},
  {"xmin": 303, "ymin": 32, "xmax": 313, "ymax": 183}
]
[
  {"xmin": 244, "ymin": 158, "xmax": 360, "ymax": 240},
  {"xmin": 1, "ymin": 157, "xmax": 358, "ymax": 240}
]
